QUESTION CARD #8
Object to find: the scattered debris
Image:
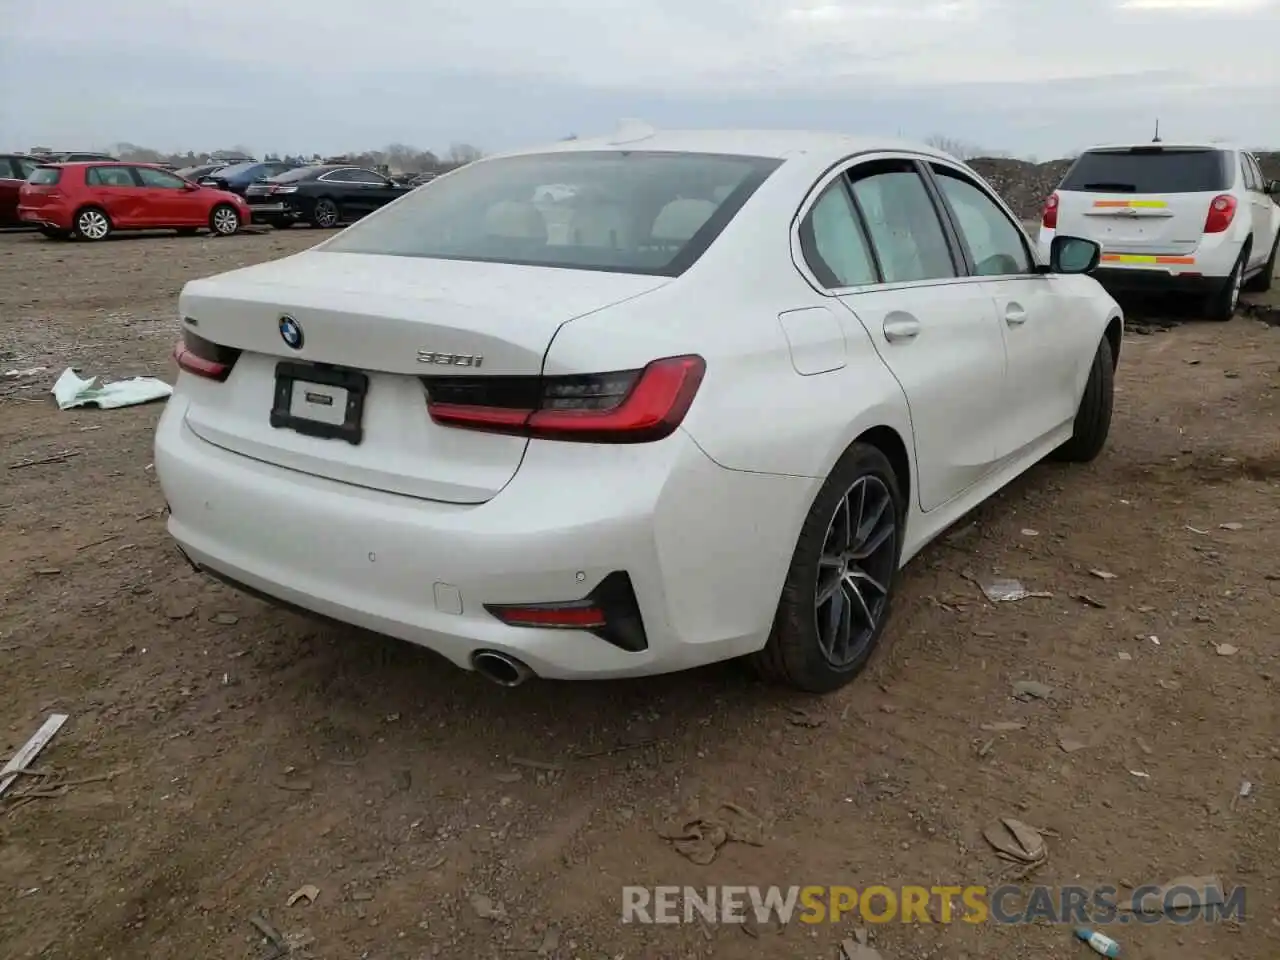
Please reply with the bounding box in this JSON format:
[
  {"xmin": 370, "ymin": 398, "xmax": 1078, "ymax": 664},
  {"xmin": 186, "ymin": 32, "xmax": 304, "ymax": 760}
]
[
  {"xmin": 977, "ymin": 739, "xmax": 995, "ymax": 758},
  {"xmin": 786, "ymin": 706, "xmax": 825, "ymax": 728},
  {"xmin": 3, "ymin": 366, "xmax": 48, "ymax": 378},
  {"xmin": 1118, "ymin": 651, "xmax": 1133, "ymax": 661},
  {"xmin": 1088, "ymin": 569, "xmax": 1118, "ymax": 580},
  {"xmin": 1135, "ymin": 737, "xmax": 1153, "ymax": 755},
  {"xmin": 248, "ymin": 914, "xmax": 287, "ymax": 956},
  {"xmin": 470, "ymin": 893, "xmax": 508, "ymax": 920},
  {"xmin": 8, "ymin": 450, "xmax": 80, "ymax": 470},
  {"xmin": 0, "ymin": 713, "xmax": 69, "ymax": 799},
  {"xmin": 658, "ymin": 802, "xmax": 766, "ymax": 865},
  {"xmin": 743, "ymin": 913, "xmax": 786, "ymax": 938},
  {"xmin": 1021, "ymin": 528, "xmax": 1040, "ymax": 537},
  {"xmin": 1120, "ymin": 875, "xmax": 1224, "ymax": 913},
  {"xmin": 287, "ymin": 884, "xmax": 319, "ymax": 907},
  {"xmin": 1058, "ymin": 735, "xmax": 1088, "ymax": 754},
  {"xmin": 1128, "ymin": 770, "xmax": 1151, "ymax": 779},
  {"xmin": 51, "ymin": 367, "xmax": 172, "ymax": 410},
  {"xmin": 1219, "ymin": 522, "xmax": 1244, "ymax": 531},
  {"xmin": 1186, "ymin": 525, "xmax": 1209, "ymax": 535},
  {"xmin": 1074, "ymin": 926, "xmax": 1121, "ymax": 957},
  {"xmin": 1072, "ymin": 593, "xmax": 1107, "ymax": 609},
  {"xmin": 508, "ymin": 756, "xmax": 563, "ymax": 773},
  {"xmin": 981, "ymin": 578, "xmax": 1052, "ymax": 602},
  {"xmin": 981, "ymin": 721, "xmax": 1026, "ymax": 732},
  {"xmin": 209, "ymin": 612, "xmax": 240, "ymax": 626},
  {"xmin": 840, "ymin": 929, "xmax": 886, "ymax": 960},
  {"xmin": 1012, "ymin": 680, "xmax": 1054, "ymax": 701},
  {"xmin": 1215, "ymin": 643, "xmax": 1239, "ymax": 657},
  {"xmin": 1230, "ymin": 781, "xmax": 1253, "ymax": 812},
  {"xmin": 982, "ymin": 817, "xmax": 1048, "ymax": 866},
  {"xmin": 77, "ymin": 533, "xmax": 119, "ymax": 551},
  {"xmin": 536, "ymin": 927, "xmax": 562, "ymax": 955}
]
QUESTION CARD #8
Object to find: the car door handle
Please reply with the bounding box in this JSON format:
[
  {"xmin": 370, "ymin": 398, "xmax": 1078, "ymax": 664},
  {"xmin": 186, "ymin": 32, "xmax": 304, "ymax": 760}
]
[
  {"xmin": 883, "ymin": 316, "xmax": 920, "ymax": 343},
  {"xmin": 1004, "ymin": 304, "xmax": 1028, "ymax": 326}
]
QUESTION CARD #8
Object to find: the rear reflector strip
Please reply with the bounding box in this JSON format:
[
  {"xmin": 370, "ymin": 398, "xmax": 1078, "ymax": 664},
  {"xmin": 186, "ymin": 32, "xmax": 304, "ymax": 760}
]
[
  {"xmin": 1092, "ymin": 200, "xmax": 1168, "ymax": 208},
  {"xmin": 484, "ymin": 571, "xmax": 648, "ymax": 652},
  {"xmin": 1100, "ymin": 254, "xmax": 1196, "ymax": 265}
]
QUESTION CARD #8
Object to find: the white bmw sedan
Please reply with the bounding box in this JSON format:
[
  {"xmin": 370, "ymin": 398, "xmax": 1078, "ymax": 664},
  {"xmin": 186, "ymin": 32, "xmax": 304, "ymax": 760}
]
[{"xmin": 155, "ymin": 128, "xmax": 1122, "ymax": 693}]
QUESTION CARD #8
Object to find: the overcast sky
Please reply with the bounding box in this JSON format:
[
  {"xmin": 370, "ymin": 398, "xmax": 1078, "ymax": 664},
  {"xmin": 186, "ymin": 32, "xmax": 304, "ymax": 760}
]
[{"xmin": 2, "ymin": 0, "xmax": 1278, "ymax": 161}]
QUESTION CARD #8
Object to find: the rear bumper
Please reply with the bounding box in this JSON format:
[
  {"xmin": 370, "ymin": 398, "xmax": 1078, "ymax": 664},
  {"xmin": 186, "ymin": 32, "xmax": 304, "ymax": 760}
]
[
  {"xmin": 247, "ymin": 201, "xmax": 297, "ymax": 222},
  {"xmin": 1090, "ymin": 267, "xmax": 1220, "ymax": 296},
  {"xmin": 18, "ymin": 205, "xmax": 71, "ymax": 230},
  {"xmin": 154, "ymin": 396, "xmax": 815, "ymax": 680}
]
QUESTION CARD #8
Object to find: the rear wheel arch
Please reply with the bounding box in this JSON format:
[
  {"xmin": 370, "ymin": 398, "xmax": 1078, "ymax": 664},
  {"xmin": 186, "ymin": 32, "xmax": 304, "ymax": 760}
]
[
  {"xmin": 1104, "ymin": 314, "xmax": 1122, "ymax": 370},
  {"xmin": 854, "ymin": 425, "xmax": 911, "ymax": 514}
]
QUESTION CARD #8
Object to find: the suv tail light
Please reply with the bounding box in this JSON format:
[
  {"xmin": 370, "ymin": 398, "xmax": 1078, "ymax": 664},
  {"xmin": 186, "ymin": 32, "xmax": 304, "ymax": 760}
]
[
  {"xmin": 422, "ymin": 355, "xmax": 705, "ymax": 444},
  {"xmin": 1203, "ymin": 194, "xmax": 1237, "ymax": 234},
  {"xmin": 485, "ymin": 571, "xmax": 648, "ymax": 652},
  {"xmin": 173, "ymin": 328, "xmax": 241, "ymax": 382},
  {"xmin": 1041, "ymin": 192, "xmax": 1059, "ymax": 230}
]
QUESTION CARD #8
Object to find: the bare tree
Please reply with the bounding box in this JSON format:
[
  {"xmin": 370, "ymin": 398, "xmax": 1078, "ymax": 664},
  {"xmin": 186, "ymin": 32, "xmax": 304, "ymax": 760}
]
[{"xmin": 447, "ymin": 142, "xmax": 483, "ymax": 165}]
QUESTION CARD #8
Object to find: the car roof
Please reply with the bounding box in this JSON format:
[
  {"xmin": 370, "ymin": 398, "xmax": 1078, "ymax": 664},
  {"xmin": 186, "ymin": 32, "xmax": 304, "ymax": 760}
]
[
  {"xmin": 1079, "ymin": 142, "xmax": 1239, "ymax": 153},
  {"xmin": 487, "ymin": 127, "xmax": 956, "ymax": 167}
]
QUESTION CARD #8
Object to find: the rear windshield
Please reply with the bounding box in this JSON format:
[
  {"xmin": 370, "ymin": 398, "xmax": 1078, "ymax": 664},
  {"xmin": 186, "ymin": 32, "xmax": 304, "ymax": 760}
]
[
  {"xmin": 1060, "ymin": 148, "xmax": 1230, "ymax": 194},
  {"xmin": 28, "ymin": 167, "xmax": 61, "ymax": 185},
  {"xmin": 322, "ymin": 150, "xmax": 783, "ymax": 276}
]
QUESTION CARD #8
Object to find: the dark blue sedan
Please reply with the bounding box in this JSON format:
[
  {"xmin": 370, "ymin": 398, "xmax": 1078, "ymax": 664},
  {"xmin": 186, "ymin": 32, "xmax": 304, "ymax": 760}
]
[{"xmin": 198, "ymin": 160, "xmax": 300, "ymax": 196}]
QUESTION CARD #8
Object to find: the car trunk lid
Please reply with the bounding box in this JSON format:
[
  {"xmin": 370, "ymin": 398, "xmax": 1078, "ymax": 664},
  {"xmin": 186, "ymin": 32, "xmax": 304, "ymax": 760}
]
[{"xmin": 178, "ymin": 251, "xmax": 669, "ymax": 503}]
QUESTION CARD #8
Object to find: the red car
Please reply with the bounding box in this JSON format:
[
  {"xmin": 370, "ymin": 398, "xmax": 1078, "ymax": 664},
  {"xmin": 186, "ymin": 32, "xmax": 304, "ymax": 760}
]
[
  {"xmin": 1, "ymin": 154, "xmax": 41, "ymax": 226},
  {"xmin": 18, "ymin": 161, "xmax": 251, "ymax": 241}
]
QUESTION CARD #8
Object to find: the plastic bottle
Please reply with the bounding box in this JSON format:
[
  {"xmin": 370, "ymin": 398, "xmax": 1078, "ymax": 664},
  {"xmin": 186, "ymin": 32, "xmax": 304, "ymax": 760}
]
[{"xmin": 1074, "ymin": 927, "xmax": 1120, "ymax": 957}]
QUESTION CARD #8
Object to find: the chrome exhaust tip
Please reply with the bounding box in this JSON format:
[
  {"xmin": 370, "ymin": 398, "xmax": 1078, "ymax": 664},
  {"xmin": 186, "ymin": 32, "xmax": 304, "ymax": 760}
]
[{"xmin": 470, "ymin": 650, "xmax": 535, "ymax": 687}]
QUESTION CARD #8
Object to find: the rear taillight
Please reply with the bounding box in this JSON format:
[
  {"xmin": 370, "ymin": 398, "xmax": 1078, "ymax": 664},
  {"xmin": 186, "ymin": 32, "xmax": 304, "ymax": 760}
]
[
  {"xmin": 485, "ymin": 571, "xmax": 648, "ymax": 652},
  {"xmin": 422, "ymin": 355, "xmax": 705, "ymax": 444},
  {"xmin": 173, "ymin": 328, "xmax": 241, "ymax": 382},
  {"xmin": 1203, "ymin": 194, "xmax": 1237, "ymax": 234},
  {"xmin": 1041, "ymin": 192, "xmax": 1059, "ymax": 230}
]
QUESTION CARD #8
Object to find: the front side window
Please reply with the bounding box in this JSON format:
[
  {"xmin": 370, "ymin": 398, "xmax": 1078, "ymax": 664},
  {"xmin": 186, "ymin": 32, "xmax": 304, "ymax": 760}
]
[
  {"xmin": 930, "ymin": 165, "xmax": 1032, "ymax": 277},
  {"xmin": 136, "ymin": 167, "xmax": 187, "ymax": 189},
  {"xmin": 323, "ymin": 150, "xmax": 782, "ymax": 276},
  {"xmin": 800, "ymin": 181, "xmax": 877, "ymax": 288},
  {"xmin": 848, "ymin": 160, "xmax": 955, "ymax": 283}
]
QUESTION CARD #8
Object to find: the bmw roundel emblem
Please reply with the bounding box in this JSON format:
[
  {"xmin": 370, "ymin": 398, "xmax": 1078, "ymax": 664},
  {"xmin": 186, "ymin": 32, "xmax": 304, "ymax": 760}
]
[{"xmin": 279, "ymin": 315, "xmax": 304, "ymax": 349}]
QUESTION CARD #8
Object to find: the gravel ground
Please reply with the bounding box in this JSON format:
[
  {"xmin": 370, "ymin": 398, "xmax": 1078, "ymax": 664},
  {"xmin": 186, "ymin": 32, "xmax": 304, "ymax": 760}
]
[{"xmin": 1, "ymin": 226, "xmax": 1278, "ymax": 960}]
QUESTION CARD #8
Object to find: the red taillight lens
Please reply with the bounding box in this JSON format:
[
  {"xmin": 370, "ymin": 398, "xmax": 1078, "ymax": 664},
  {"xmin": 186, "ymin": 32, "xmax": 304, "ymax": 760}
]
[
  {"xmin": 484, "ymin": 571, "xmax": 648, "ymax": 652},
  {"xmin": 1203, "ymin": 194, "xmax": 1236, "ymax": 234},
  {"xmin": 172, "ymin": 329, "xmax": 241, "ymax": 382},
  {"xmin": 487, "ymin": 603, "xmax": 607, "ymax": 629},
  {"xmin": 423, "ymin": 355, "xmax": 705, "ymax": 443},
  {"xmin": 1042, "ymin": 192, "xmax": 1059, "ymax": 229}
]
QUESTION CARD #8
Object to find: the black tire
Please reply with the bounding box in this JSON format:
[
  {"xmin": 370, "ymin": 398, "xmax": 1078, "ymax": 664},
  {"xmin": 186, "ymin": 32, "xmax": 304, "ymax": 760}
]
[
  {"xmin": 1050, "ymin": 335, "xmax": 1114, "ymax": 463},
  {"xmin": 1243, "ymin": 233, "xmax": 1277, "ymax": 294},
  {"xmin": 749, "ymin": 443, "xmax": 905, "ymax": 693},
  {"xmin": 209, "ymin": 203, "xmax": 241, "ymax": 237},
  {"xmin": 1204, "ymin": 249, "xmax": 1246, "ymax": 321},
  {"xmin": 310, "ymin": 198, "xmax": 340, "ymax": 228},
  {"xmin": 71, "ymin": 206, "xmax": 112, "ymax": 241}
]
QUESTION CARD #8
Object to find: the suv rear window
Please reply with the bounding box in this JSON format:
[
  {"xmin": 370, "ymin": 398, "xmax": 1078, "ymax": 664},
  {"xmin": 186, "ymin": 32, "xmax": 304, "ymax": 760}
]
[
  {"xmin": 322, "ymin": 150, "xmax": 782, "ymax": 277},
  {"xmin": 1060, "ymin": 147, "xmax": 1230, "ymax": 194},
  {"xmin": 28, "ymin": 167, "xmax": 61, "ymax": 185}
]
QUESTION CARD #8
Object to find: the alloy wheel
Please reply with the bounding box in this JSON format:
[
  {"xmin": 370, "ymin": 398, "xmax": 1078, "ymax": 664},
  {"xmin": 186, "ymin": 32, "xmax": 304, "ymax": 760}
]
[
  {"xmin": 212, "ymin": 206, "xmax": 239, "ymax": 235},
  {"xmin": 813, "ymin": 475, "xmax": 897, "ymax": 668},
  {"xmin": 77, "ymin": 210, "xmax": 109, "ymax": 240},
  {"xmin": 314, "ymin": 200, "xmax": 338, "ymax": 227}
]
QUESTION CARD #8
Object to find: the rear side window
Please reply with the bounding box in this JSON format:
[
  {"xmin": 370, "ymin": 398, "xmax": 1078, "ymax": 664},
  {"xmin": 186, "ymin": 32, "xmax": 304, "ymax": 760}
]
[
  {"xmin": 28, "ymin": 167, "xmax": 61, "ymax": 185},
  {"xmin": 1059, "ymin": 148, "xmax": 1230, "ymax": 194},
  {"xmin": 800, "ymin": 182, "xmax": 877, "ymax": 287},
  {"xmin": 323, "ymin": 150, "xmax": 783, "ymax": 277}
]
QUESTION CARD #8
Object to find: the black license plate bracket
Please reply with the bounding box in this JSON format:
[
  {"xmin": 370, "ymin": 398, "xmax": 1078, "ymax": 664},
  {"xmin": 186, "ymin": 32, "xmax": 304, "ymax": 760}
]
[{"xmin": 270, "ymin": 361, "xmax": 368, "ymax": 445}]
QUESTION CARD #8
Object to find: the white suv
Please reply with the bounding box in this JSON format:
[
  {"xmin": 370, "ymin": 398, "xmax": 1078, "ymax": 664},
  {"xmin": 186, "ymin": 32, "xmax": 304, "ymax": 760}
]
[{"xmin": 1038, "ymin": 143, "xmax": 1280, "ymax": 320}]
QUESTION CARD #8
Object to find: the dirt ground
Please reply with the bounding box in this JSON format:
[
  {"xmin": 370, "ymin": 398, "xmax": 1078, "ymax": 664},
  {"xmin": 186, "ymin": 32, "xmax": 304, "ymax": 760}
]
[{"xmin": 1, "ymin": 227, "xmax": 1278, "ymax": 960}]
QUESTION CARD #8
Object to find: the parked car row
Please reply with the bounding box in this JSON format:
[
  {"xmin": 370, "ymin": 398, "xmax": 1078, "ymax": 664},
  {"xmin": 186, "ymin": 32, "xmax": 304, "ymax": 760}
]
[{"xmin": 1, "ymin": 154, "xmax": 428, "ymax": 239}]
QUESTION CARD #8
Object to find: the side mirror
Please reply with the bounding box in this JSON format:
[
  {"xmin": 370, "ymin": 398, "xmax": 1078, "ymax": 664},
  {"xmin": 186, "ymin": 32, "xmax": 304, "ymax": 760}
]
[
  {"xmin": 1048, "ymin": 235, "xmax": 1101, "ymax": 274},
  {"xmin": 1266, "ymin": 180, "xmax": 1280, "ymax": 196}
]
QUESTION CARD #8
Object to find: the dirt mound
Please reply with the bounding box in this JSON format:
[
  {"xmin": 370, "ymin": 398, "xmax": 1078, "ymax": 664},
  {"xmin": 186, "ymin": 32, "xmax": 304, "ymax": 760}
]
[{"xmin": 970, "ymin": 157, "xmax": 1072, "ymax": 221}]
